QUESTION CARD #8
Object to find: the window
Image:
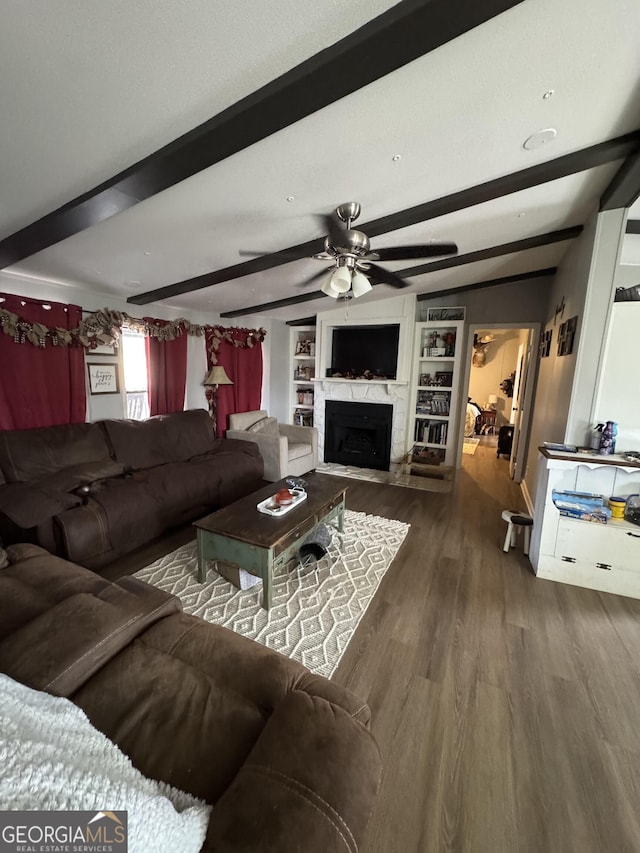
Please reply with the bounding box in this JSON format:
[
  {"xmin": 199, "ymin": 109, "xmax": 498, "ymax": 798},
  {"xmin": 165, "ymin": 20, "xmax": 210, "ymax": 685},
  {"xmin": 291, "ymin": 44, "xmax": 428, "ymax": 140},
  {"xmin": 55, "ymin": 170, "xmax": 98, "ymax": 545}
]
[{"xmin": 121, "ymin": 327, "xmax": 149, "ymax": 420}]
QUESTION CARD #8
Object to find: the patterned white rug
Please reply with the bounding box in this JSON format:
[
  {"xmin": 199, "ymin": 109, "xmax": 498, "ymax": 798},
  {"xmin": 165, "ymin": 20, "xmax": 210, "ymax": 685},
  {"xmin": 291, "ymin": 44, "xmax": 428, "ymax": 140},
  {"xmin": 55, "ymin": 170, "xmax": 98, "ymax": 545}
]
[{"xmin": 134, "ymin": 510, "xmax": 409, "ymax": 678}]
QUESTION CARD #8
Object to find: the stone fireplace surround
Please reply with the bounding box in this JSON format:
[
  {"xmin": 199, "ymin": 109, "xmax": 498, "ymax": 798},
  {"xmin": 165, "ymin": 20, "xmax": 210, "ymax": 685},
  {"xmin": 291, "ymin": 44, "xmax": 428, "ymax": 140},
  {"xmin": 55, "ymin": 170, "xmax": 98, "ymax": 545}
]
[{"xmin": 313, "ymin": 379, "xmax": 409, "ymax": 466}]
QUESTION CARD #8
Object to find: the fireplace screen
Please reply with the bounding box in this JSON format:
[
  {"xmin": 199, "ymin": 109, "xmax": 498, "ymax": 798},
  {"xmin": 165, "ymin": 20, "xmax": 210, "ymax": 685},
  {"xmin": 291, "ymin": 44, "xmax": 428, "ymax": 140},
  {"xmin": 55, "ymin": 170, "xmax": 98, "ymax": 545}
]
[{"xmin": 324, "ymin": 401, "xmax": 393, "ymax": 471}]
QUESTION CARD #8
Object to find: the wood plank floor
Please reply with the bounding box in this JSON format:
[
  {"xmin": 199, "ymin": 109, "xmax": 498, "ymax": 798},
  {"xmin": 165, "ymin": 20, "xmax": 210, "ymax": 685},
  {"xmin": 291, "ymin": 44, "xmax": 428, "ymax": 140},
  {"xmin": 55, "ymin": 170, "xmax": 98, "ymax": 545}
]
[
  {"xmin": 106, "ymin": 449, "xmax": 640, "ymax": 852},
  {"xmin": 332, "ymin": 445, "xmax": 640, "ymax": 853}
]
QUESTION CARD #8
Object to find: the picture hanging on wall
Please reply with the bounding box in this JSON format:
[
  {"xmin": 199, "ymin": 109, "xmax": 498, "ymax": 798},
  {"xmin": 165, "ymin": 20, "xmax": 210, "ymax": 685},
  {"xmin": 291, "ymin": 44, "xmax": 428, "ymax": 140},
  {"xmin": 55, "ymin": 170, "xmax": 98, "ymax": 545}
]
[
  {"xmin": 87, "ymin": 362, "xmax": 120, "ymax": 395},
  {"xmin": 557, "ymin": 316, "xmax": 577, "ymax": 356},
  {"xmin": 539, "ymin": 328, "xmax": 552, "ymax": 358}
]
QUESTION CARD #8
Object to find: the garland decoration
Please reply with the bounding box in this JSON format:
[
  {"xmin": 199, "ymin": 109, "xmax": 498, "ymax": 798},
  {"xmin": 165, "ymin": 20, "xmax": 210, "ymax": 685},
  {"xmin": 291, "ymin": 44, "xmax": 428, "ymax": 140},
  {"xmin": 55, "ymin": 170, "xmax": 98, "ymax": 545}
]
[
  {"xmin": 205, "ymin": 326, "xmax": 265, "ymax": 364},
  {"xmin": 0, "ymin": 305, "xmax": 266, "ymax": 356}
]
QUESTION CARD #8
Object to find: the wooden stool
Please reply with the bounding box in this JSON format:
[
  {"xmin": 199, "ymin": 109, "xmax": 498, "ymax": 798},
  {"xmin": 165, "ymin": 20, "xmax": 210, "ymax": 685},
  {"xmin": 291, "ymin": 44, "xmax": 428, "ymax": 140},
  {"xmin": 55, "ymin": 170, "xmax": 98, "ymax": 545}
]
[{"xmin": 502, "ymin": 510, "xmax": 533, "ymax": 555}]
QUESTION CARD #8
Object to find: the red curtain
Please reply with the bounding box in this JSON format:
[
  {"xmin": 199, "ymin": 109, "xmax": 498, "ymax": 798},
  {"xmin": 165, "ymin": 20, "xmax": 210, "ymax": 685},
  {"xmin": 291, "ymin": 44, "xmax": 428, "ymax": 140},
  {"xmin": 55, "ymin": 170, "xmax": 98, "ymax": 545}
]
[
  {"xmin": 0, "ymin": 293, "xmax": 86, "ymax": 430},
  {"xmin": 205, "ymin": 329, "xmax": 263, "ymax": 437},
  {"xmin": 145, "ymin": 320, "xmax": 188, "ymax": 416}
]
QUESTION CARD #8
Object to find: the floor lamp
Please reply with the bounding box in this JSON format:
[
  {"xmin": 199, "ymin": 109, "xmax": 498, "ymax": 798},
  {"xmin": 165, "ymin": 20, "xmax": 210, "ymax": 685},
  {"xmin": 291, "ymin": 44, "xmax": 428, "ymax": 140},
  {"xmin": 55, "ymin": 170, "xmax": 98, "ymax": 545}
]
[{"xmin": 203, "ymin": 365, "xmax": 233, "ymax": 435}]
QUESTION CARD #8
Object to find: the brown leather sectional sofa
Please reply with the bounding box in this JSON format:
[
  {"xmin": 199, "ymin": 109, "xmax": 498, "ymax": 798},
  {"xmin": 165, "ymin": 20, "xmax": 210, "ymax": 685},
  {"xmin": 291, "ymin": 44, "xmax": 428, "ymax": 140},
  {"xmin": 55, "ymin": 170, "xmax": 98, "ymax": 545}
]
[
  {"xmin": 0, "ymin": 543, "xmax": 382, "ymax": 851},
  {"xmin": 0, "ymin": 409, "xmax": 263, "ymax": 568}
]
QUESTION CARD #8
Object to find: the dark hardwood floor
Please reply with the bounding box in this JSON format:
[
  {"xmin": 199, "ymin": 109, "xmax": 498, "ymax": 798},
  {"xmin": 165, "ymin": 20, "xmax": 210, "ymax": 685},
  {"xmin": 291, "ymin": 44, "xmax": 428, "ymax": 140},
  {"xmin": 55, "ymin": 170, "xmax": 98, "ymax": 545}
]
[
  {"xmin": 333, "ymin": 445, "xmax": 640, "ymax": 853},
  {"xmin": 105, "ymin": 450, "xmax": 640, "ymax": 851}
]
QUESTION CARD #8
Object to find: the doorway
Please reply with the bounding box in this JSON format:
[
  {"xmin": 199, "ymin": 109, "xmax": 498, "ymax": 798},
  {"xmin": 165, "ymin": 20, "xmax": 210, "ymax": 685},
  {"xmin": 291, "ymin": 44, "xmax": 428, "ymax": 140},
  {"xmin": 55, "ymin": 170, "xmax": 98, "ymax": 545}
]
[{"xmin": 457, "ymin": 323, "xmax": 539, "ymax": 482}]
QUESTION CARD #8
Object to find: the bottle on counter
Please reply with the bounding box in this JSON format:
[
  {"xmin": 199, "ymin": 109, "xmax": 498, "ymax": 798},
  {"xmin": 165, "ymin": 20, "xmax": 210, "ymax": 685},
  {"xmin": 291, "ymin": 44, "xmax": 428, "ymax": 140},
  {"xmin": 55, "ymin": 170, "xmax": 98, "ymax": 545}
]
[{"xmin": 598, "ymin": 421, "xmax": 617, "ymax": 455}]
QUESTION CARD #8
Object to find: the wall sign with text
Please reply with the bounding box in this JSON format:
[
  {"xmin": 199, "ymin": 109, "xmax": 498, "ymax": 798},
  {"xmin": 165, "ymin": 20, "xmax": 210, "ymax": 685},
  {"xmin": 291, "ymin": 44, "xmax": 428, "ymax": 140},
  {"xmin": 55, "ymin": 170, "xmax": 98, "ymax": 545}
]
[{"xmin": 87, "ymin": 362, "xmax": 120, "ymax": 395}]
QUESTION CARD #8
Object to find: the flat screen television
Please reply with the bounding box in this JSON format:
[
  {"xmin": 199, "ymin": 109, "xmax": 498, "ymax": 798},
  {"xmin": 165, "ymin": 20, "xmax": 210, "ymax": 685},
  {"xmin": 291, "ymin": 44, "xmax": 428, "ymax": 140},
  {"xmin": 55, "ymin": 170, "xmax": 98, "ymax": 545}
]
[{"xmin": 330, "ymin": 324, "xmax": 400, "ymax": 379}]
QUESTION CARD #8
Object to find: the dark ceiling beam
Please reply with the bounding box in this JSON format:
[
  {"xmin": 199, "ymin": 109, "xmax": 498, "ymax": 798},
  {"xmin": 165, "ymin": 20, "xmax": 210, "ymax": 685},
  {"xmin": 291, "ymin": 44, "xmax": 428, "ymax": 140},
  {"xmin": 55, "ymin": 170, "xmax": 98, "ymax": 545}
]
[
  {"xmin": 0, "ymin": 0, "xmax": 525, "ymax": 271},
  {"xmin": 600, "ymin": 144, "xmax": 640, "ymax": 210},
  {"xmin": 399, "ymin": 226, "xmax": 581, "ymax": 277},
  {"xmin": 625, "ymin": 219, "xmax": 640, "ymax": 234},
  {"xmin": 221, "ymin": 227, "xmax": 578, "ymax": 317},
  {"xmin": 130, "ymin": 132, "xmax": 637, "ymax": 305},
  {"xmin": 416, "ymin": 267, "xmax": 556, "ymax": 300},
  {"xmin": 286, "ymin": 316, "xmax": 317, "ymax": 327}
]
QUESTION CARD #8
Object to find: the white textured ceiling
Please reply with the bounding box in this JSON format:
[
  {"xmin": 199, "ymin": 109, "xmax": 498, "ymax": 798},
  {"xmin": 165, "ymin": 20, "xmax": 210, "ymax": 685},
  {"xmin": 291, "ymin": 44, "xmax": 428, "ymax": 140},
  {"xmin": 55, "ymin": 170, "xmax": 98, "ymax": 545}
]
[{"xmin": 3, "ymin": 0, "xmax": 640, "ymax": 319}]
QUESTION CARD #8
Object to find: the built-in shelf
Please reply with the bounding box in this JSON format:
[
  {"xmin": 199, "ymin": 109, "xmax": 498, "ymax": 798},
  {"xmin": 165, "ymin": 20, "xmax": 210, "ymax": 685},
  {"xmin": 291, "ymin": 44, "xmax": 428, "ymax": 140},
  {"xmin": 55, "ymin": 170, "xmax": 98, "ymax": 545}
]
[{"xmin": 415, "ymin": 414, "xmax": 450, "ymax": 420}]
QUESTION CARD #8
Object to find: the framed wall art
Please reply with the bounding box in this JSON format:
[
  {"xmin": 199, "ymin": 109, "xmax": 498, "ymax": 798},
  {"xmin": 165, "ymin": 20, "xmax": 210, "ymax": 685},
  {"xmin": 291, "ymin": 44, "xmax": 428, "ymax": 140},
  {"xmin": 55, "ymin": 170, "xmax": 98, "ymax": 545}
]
[
  {"xmin": 90, "ymin": 342, "xmax": 119, "ymax": 356},
  {"xmin": 557, "ymin": 316, "xmax": 577, "ymax": 356},
  {"xmin": 539, "ymin": 329, "xmax": 552, "ymax": 358},
  {"xmin": 87, "ymin": 362, "xmax": 120, "ymax": 395}
]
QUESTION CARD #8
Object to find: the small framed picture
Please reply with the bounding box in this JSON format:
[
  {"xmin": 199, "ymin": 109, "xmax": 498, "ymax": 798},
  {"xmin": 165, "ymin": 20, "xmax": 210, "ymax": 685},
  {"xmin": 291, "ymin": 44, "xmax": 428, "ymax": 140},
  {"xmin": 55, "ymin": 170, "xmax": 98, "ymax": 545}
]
[
  {"xmin": 426, "ymin": 307, "xmax": 465, "ymax": 322},
  {"xmin": 87, "ymin": 362, "xmax": 120, "ymax": 395},
  {"xmin": 90, "ymin": 342, "xmax": 119, "ymax": 356}
]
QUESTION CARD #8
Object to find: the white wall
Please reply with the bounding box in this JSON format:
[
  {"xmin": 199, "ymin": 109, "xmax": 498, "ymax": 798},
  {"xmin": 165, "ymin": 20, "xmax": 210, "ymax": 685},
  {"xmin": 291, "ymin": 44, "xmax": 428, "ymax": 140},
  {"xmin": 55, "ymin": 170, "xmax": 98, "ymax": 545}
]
[{"xmin": 593, "ymin": 302, "xmax": 640, "ymax": 450}]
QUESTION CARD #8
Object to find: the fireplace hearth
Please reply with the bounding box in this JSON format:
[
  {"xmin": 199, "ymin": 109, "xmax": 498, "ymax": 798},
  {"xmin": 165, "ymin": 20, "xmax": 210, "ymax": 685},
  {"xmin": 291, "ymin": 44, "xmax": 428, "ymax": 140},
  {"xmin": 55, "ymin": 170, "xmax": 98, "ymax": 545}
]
[{"xmin": 324, "ymin": 401, "xmax": 393, "ymax": 471}]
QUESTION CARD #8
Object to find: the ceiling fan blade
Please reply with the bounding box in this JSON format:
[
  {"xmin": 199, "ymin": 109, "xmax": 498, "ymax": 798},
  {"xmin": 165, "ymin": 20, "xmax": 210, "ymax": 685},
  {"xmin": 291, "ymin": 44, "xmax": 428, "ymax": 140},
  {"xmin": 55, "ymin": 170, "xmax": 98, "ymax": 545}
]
[
  {"xmin": 372, "ymin": 242, "xmax": 458, "ymax": 261},
  {"xmin": 362, "ymin": 263, "xmax": 409, "ymax": 289},
  {"xmin": 296, "ymin": 266, "xmax": 333, "ymax": 288}
]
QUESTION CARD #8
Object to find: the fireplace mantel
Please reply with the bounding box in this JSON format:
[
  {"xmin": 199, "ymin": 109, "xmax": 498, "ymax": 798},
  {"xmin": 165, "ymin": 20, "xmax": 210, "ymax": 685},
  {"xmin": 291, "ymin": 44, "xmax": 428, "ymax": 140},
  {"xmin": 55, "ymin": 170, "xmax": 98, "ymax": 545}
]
[{"xmin": 313, "ymin": 378, "xmax": 408, "ymax": 395}]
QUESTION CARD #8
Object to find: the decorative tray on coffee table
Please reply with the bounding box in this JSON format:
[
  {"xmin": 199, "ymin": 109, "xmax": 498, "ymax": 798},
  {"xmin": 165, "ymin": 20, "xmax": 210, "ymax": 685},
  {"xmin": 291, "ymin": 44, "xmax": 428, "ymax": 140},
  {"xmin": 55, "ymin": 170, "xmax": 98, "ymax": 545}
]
[{"xmin": 257, "ymin": 489, "xmax": 307, "ymax": 517}]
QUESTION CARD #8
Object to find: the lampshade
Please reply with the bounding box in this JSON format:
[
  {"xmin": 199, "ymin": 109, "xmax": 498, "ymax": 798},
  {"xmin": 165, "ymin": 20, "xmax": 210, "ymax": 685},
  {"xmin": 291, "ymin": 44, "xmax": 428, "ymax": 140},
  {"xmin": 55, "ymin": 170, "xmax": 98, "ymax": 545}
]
[
  {"xmin": 351, "ymin": 269, "xmax": 372, "ymax": 298},
  {"xmin": 488, "ymin": 394, "xmax": 498, "ymax": 406},
  {"xmin": 329, "ymin": 266, "xmax": 352, "ymax": 294},
  {"xmin": 321, "ymin": 273, "xmax": 342, "ymax": 299},
  {"xmin": 203, "ymin": 365, "xmax": 233, "ymax": 386}
]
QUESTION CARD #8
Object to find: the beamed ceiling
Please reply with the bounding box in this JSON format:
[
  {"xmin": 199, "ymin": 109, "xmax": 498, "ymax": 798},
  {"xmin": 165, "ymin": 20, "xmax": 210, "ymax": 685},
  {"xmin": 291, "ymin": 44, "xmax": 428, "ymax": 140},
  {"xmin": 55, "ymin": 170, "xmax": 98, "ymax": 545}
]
[{"xmin": 1, "ymin": 0, "xmax": 640, "ymax": 323}]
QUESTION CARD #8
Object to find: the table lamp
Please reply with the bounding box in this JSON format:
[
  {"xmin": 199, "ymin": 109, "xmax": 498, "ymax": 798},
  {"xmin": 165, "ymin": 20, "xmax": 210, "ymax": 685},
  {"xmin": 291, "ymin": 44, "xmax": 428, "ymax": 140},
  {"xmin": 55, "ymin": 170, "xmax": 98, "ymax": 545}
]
[
  {"xmin": 488, "ymin": 394, "xmax": 498, "ymax": 409},
  {"xmin": 203, "ymin": 365, "xmax": 233, "ymax": 434}
]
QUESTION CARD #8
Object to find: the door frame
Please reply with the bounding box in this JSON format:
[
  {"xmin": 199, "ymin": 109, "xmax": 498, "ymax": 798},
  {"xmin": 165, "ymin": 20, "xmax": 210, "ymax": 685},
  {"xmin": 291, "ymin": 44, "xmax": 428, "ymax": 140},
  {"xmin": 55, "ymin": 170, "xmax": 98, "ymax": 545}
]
[{"xmin": 454, "ymin": 322, "xmax": 540, "ymax": 481}]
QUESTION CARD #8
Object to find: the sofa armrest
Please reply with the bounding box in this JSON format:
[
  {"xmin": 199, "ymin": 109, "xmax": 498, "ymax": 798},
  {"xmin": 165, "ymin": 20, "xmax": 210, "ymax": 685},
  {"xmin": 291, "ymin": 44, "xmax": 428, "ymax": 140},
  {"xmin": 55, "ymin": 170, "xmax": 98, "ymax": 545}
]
[
  {"xmin": 226, "ymin": 430, "xmax": 287, "ymax": 482},
  {"xmin": 204, "ymin": 689, "xmax": 381, "ymax": 853},
  {"xmin": 279, "ymin": 424, "xmax": 318, "ymax": 454}
]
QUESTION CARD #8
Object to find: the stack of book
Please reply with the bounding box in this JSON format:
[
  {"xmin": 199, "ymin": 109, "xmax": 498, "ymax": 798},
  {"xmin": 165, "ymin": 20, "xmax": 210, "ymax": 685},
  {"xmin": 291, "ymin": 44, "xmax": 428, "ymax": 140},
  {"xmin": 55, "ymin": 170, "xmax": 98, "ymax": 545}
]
[{"xmin": 414, "ymin": 420, "xmax": 448, "ymax": 445}]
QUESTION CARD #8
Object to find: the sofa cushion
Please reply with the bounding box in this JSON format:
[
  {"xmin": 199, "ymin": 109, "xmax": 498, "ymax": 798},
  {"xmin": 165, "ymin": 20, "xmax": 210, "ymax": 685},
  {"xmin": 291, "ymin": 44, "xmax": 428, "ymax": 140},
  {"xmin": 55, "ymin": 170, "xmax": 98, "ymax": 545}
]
[
  {"xmin": 247, "ymin": 416, "xmax": 278, "ymax": 435},
  {"xmin": 101, "ymin": 409, "xmax": 216, "ymax": 470},
  {"xmin": 0, "ymin": 422, "xmax": 110, "ymax": 483},
  {"xmin": 0, "ymin": 548, "xmax": 7, "ymax": 569},
  {"xmin": 288, "ymin": 441, "xmax": 312, "ymax": 461},
  {"xmin": 0, "ymin": 583, "xmax": 179, "ymax": 697},
  {"xmin": 0, "ymin": 482, "xmax": 82, "ymax": 528}
]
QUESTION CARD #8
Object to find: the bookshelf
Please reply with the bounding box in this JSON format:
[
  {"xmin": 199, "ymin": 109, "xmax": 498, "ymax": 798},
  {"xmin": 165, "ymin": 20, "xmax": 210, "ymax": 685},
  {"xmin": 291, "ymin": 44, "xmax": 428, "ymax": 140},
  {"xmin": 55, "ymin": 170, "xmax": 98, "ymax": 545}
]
[
  {"xmin": 406, "ymin": 319, "xmax": 464, "ymax": 471},
  {"xmin": 289, "ymin": 325, "xmax": 316, "ymax": 426}
]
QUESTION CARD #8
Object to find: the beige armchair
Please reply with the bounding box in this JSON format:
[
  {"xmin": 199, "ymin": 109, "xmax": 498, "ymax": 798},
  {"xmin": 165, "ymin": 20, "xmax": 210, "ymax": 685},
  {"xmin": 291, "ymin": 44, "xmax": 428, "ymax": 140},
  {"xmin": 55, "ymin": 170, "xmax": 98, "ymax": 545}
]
[{"xmin": 227, "ymin": 410, "xmax": 318, "ymax": 482}]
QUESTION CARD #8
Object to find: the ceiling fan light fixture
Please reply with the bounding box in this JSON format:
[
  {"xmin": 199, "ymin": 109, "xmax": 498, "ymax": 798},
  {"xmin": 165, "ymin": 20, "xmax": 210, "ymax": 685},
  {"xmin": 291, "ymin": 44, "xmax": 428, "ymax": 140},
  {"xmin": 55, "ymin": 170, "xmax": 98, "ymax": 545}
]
[
  {"xmin": 330, "ymin": 266, "xmax": 352, "ymax": 294},
  {"xmin": 321, "ymin": 273, "xmax": 341, "ymax": 298},
  {"xmin": 351, "ymin": 269, "xmax": 372, "ymax": 298}
]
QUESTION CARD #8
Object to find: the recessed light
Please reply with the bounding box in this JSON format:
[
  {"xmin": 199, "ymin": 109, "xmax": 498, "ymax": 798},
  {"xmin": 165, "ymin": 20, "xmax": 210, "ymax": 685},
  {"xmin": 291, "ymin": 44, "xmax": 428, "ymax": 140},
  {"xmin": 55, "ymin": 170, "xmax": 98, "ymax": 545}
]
[
  {"xmin": 286, "ymin": 196, "xmax": 295, "ymax": 203},
  {"xmin": 518, "ymin": 212, "xmax": 526, "ymax": 218},
  {"xmin": 523, "ymin": 128, "xmax": 557, "ymax": 150},
  {"xmin": 392, "ymin": 154, "xmax": 402, "ymax": 162},
  {"xmin": 144, "ymin": 251, "xmax": 151, "ymax": 256},
  {"xmin": 125, "ymin": 280, "xmax": 141, "ymax": 289},
  {"xmin": 542, "ymin": 89, "xmax": 555, "ymax": 100}
]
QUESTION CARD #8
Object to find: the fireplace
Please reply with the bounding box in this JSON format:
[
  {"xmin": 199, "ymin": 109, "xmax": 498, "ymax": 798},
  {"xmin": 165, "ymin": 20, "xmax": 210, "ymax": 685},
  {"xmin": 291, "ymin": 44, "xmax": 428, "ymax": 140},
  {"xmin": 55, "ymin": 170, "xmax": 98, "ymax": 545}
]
[{"xmin": 324, "ymin": 401, "xmax": 393, "ymax": 471}]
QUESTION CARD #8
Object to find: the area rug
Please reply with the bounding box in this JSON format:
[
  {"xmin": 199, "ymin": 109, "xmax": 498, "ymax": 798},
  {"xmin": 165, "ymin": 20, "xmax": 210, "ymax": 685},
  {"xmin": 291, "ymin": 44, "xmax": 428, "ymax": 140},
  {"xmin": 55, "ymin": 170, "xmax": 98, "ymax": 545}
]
[
  {"xmin": 134, "ymin": 510, "xmax": 409, "ymax": 678},
  {"xmin": 463, "ymin": 437, "xmax": 480, "ymax": 454}
]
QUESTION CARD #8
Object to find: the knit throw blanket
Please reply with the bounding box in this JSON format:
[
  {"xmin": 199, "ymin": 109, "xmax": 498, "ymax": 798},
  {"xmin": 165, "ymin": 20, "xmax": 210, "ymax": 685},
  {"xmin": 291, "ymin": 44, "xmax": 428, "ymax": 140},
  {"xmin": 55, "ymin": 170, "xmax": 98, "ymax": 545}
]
[{"xmin": 0, "ymin": 674, "xmax": 211, "ymax": 853}]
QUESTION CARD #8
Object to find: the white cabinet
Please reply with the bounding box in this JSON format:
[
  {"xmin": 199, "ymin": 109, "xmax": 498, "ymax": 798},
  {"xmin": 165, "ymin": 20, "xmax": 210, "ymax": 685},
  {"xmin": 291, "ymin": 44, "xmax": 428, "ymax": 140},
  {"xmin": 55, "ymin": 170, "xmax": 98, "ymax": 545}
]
[
  {"xmin": 530, "ymin": 448, "xmax": 640, "ymax": 598},
  {"xmin": 289, "ymin": 325, "xmax": 316, "ymax": 426},
  {"xmin": 406, "ymin": 320, "xmax": 463, "ymax": 469}
]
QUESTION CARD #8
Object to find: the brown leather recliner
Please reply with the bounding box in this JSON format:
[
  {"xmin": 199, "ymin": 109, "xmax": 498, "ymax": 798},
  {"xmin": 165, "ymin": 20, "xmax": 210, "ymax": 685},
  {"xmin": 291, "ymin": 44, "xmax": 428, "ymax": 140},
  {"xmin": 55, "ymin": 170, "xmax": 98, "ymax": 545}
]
[
  {"xmin": 0, "ymin": 544, "xmax": 382, "ymax": 852},
  {"xmin": 0, "ymin": 410, "xmax": 264, "ymax": 568}
]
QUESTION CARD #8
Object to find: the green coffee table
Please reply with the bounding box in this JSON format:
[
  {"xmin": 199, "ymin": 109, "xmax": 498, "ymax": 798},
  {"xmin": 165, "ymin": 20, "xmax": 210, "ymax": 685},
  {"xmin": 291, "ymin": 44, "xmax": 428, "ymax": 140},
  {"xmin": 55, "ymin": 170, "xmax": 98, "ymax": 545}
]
[{"xmin": 194, "ymin": 472, "xmax": 347, "ymax": 609}]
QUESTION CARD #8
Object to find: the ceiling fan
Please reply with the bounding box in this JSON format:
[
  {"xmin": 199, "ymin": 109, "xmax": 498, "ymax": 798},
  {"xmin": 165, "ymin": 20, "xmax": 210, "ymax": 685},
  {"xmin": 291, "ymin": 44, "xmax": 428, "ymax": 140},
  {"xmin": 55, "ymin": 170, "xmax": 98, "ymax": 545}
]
[{"xmin": 305, "ymin": 202, "xmax": 458, "ymax": 299}]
